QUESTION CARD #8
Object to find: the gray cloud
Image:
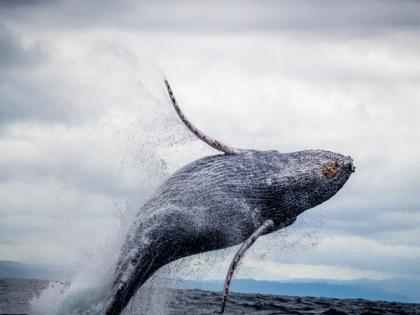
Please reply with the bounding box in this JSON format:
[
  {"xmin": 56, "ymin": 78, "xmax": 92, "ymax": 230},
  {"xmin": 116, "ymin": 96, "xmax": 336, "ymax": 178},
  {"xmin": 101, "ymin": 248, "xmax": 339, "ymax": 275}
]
[
  {"xmin": 0, "ymin": 1, "xmax": 418, "ymax": 36},
  {"xmin": 0, "ymin": 26, "xmax": 67, "ymax": 125},
  {"xmin": 0, "ymin": 0, "xmax": 52, "ymax": 7},
  {"xmin": 0, "ymin": 28, "xmax": 110, "ymax": 126},
  {"xmin": 0, "ymin": 0, "xmax": 418, "ymax": 288},
  {"xmin": 0, "ymin": 25, "xmax": 46, "ymax": 67}
]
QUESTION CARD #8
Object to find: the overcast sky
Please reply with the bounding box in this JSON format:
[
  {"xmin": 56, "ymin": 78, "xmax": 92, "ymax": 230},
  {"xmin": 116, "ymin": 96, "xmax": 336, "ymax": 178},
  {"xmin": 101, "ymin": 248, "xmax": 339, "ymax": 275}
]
[{"xmin": 0, "ymin": 0, "xmax": 419, "ymax": 287}]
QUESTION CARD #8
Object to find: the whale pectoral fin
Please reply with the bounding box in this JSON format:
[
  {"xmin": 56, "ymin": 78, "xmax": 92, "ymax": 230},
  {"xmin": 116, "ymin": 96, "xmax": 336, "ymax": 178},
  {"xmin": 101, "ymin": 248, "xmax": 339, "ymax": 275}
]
[
  {"xmin": 220, "ymin": 219, "xmax": 274, "ymax": 314},
  {"xmin": 164, "ymin": 79, "xmax": 241, "ymax": 155}
]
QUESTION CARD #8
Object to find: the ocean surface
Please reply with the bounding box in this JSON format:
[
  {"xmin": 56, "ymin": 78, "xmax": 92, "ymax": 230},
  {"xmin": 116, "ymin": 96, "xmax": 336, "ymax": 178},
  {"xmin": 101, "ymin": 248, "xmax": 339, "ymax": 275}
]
[{"xmin": 1, "ymin": 278, "xmax": 419, "ymax": 315}]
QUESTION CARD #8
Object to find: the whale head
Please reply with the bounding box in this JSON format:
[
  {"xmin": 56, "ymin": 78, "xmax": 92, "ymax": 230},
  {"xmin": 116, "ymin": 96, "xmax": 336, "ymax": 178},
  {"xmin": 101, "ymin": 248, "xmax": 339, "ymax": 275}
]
[{"xmin": 251, "ymin": 149, "xmax": 355, "ymax": 225}]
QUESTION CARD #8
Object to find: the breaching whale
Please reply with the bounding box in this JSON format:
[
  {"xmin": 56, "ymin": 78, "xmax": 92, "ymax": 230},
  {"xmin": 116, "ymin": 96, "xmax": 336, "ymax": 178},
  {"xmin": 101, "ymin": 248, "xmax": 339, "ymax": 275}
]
[{"xmin": 103, "ymin": 80, "xmax": 355, "ymax": 314}]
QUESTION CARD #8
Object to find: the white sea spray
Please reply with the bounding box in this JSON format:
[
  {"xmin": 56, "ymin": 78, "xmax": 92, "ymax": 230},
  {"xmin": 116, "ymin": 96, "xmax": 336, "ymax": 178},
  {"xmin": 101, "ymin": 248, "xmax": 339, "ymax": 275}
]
[{"xmin": 29, "ymin": 68, "xmax": 199, "ymax": 314}]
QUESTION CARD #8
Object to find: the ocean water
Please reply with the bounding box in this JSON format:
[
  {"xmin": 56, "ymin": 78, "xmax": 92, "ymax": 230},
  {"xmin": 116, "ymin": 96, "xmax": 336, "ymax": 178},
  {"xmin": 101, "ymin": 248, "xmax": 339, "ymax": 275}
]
[{"xmin": 1, "ymin": 278, "xmax": 419, "ymax": 315}]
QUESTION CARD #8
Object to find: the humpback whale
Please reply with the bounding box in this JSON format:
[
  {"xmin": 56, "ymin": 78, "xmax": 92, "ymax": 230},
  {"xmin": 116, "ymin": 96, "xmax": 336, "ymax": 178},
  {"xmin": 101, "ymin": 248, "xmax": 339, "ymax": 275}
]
[{"xmin": 103, "ymin": 80, "xmax": 355, "ymax": 314}]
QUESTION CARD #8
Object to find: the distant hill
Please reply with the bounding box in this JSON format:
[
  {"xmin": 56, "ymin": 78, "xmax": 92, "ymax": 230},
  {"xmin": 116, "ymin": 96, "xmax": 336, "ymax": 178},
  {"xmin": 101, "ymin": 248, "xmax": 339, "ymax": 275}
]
[
  {"xmin": 0, "ymin": 260, "xmax": 74, "ymax": 281},
  {"xmin": 177, "ymin": 278, "xmax": 418, "ymax": 303},
  {"xmin": 1, "ymin": 260, "xmax": 418, "ymax": 303}
]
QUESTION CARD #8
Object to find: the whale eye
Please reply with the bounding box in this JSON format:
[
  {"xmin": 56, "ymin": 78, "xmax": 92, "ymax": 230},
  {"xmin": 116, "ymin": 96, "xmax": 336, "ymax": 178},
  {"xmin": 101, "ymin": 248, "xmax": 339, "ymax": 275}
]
[{"xmin": 322, "ymin": 161, "xmax": 340, "ymax": 179}]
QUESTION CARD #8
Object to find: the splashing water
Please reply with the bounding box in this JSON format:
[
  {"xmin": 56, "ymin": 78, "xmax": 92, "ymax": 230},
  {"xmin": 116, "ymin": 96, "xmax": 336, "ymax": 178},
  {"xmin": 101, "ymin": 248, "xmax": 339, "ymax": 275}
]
[{"xmin": 27, "ymin": 64, "xmax": 201, "ymax": 314}]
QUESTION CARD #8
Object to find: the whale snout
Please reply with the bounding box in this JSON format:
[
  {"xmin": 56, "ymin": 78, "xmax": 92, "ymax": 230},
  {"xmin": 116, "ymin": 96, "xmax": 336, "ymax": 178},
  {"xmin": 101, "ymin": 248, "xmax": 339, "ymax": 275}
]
[{"xmin": 344, "ymin": 156, "xmax": 356, "ymax": 173}]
